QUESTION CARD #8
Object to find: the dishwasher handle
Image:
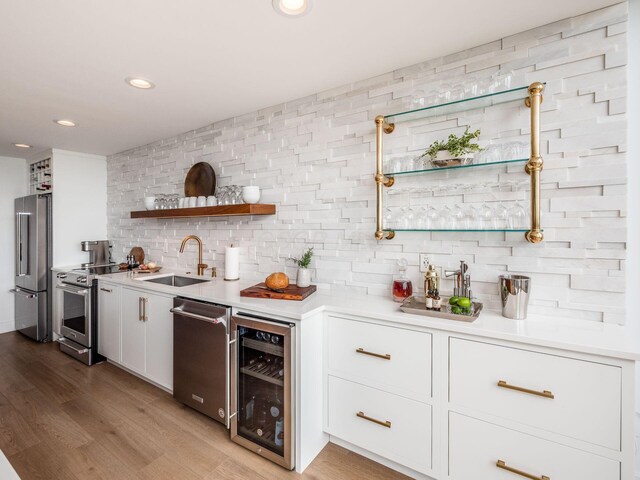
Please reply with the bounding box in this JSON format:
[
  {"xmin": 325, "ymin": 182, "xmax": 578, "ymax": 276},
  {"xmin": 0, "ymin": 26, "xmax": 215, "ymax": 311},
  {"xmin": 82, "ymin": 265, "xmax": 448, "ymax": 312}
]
[{"xmin": 171, "ymin": 307, "xmax": 227, "ymax": 326}]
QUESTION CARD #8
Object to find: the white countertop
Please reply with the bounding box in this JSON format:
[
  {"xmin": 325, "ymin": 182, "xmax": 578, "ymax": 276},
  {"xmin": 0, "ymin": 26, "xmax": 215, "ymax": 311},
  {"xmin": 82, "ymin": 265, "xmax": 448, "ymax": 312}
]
[{"xmin": 98, "ymin": 268, "xmax": 640, "ymax": 361}]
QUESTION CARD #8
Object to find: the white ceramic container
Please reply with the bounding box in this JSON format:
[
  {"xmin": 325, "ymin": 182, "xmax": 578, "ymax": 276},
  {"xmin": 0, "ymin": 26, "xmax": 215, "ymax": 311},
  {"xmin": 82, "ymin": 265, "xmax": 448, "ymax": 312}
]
[
  {"xmin": 242, "ymin": 186, "xmax": 261, "ymax": 204},
  {"xmin": 144, "ymin": 196, "xmax": 156, "ymax": 210},
  {"xmin": 206, "ymin": 196, "xmax": 218, "ymax": 206}
]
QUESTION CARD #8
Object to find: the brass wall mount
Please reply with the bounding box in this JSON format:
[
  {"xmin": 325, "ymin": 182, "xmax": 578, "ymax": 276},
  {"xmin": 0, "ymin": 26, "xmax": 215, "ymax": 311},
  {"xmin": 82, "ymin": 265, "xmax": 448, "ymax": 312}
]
[{"xmin": 373, "ymin": 82, "xmax": 545, "ymax": 243}]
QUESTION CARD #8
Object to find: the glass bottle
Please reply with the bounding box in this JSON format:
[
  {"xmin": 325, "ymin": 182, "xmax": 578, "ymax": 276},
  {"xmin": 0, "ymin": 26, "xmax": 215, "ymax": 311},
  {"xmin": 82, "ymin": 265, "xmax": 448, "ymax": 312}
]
[
  {"xmin": 433, "ymin": 288, "xmax": 442, "ymax": 311},
  {"xmin": 392, "ymin": 258, "xmax": 413, "ymax": 303},
  {"xmin": 424, "ymin": 264, "xmax": 439, "ymax": 310},
  {"xmin": 425, "ymin": 287, "xmax": 433, "ymax": 310}
]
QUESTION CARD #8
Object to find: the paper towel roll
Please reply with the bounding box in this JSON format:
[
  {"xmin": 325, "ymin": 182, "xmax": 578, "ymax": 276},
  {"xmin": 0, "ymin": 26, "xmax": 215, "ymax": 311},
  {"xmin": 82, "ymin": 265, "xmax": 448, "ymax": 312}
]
[{"xmin": 225, "ymin": 245, "xmax": 240, "ymax": 281}]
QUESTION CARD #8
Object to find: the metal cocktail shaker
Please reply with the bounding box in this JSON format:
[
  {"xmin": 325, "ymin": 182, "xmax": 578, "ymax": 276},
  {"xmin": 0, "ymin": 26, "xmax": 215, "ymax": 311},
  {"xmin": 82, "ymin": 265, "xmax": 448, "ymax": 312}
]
[{"xmin": 499, "ymin": 275, "xmax": 531, "ymax": 319}]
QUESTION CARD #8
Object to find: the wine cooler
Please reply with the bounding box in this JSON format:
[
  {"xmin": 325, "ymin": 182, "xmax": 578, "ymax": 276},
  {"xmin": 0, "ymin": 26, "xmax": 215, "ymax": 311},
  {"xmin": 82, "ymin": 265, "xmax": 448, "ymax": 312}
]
[{"xmin": 230, "ymin": 313, "xmax": 295, "ymax": 470}]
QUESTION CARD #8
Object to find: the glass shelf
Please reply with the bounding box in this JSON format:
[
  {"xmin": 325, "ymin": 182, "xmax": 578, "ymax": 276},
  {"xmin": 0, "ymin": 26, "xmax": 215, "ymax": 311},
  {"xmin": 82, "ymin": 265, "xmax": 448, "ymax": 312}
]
[
  {"xmin": 384, "ymin": 228, "xmax": 536, "ymax": 233},
  {"xmin": 384, "ymin": 158, "xmax": 528, "ymax": 177},
  {"xmin": 384, "ymin": 85, "xmax": 534, "ymax": 125}
]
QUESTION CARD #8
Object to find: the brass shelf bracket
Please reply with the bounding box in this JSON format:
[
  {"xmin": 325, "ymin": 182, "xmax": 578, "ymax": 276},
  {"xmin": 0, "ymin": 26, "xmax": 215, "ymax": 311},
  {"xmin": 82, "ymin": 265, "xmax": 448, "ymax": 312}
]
[
  {"xmin": 524, "ymin": 82, "xmax": 545, "ymax": 244},
  {"xmin": 374, "ymin": 115, "xmax": 395, "ymax": 240}
]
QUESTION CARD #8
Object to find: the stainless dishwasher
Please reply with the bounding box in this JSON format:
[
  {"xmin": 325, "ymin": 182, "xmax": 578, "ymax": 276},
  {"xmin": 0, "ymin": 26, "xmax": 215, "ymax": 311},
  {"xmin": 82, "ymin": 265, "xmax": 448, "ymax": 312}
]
[{"xmin": 171, "ymin": 297, "xmax": 231, "ymax": 426}]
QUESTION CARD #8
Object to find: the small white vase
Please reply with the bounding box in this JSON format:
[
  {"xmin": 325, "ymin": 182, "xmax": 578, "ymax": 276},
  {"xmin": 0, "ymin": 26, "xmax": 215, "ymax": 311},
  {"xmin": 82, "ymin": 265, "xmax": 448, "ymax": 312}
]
[{"xmin": 296, "ymin": 268, "xmax": 311, "ymax": 288}]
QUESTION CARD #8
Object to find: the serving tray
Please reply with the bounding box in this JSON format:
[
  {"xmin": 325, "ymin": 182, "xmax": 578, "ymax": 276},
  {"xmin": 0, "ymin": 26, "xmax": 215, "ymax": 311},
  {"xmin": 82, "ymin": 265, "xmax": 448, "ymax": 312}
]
[{"xmin": 400, "ymin": 295, "xmax": 482, "ymax": 322}]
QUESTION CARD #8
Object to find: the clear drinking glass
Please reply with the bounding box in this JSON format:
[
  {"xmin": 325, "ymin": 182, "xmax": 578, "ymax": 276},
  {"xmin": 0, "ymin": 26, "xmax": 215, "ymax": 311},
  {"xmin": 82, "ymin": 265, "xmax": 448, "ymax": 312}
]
[
  {"xmin": 508, "ymin": 201, "xmax": 527, "ymax": 229},
  {"xmin": 451, "ymin": 204, "xmax": 464, "ymax": 229},
  {"xmin": 480, "ymin": 203, "xmax": 494, "ymax": 229},
  {"xmin": 494, "ymin": 202, "xmax": 509, "ymax": 229}
]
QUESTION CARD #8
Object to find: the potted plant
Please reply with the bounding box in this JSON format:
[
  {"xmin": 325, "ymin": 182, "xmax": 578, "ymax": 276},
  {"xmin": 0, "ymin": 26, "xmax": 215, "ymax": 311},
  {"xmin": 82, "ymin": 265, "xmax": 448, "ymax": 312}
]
[
  {"xmin": 422, "ymin": 127, "xmax": 481, "ymax": 167},
  {"xmin": 289, "ymin": 247, "xmax": 313, "ymax": 288}
]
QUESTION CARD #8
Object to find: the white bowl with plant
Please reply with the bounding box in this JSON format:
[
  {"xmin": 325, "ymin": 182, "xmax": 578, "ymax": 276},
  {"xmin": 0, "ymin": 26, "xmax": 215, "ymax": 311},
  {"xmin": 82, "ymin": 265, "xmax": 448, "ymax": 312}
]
[{"xmin": 422, "ymin": 128, "xmax": 481, "ymax": 168}]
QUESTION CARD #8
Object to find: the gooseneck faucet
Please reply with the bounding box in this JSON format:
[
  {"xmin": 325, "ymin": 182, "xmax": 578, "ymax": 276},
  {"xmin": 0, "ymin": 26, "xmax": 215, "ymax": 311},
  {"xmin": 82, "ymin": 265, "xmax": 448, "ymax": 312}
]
[{"xmin": 179, "ymin": 235, "xmax": 208, "ymax": 276}]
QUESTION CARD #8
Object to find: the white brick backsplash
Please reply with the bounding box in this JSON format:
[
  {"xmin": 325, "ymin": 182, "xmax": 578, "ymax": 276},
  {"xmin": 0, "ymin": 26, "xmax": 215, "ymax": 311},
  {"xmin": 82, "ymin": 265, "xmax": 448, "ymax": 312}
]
[{"xmin": 106, "ymin": 4, "xmax": 628, "ymax": 323}]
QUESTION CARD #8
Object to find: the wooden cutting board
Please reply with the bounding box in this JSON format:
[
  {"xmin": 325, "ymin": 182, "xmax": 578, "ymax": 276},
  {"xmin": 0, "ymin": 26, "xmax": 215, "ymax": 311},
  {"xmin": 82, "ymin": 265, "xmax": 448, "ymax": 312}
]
[{"xmin": 240, "ymin": 283, "xmax": 317, "ymax": 301}]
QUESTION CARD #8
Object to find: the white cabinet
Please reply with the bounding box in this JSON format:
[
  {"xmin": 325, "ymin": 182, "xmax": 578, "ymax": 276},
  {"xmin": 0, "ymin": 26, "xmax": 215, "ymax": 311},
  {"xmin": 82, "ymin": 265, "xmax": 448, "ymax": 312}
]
[
  {"xmin": 144, "ymin": 293, "xmax": 173, "ymax": 389},
  {"xmin": 325, "ymin": 314, "xmax": 433, "ymax": 476},
  {"xmin": 119, "ymin": 286, "xmax": 173, "ymax": 390},
  {"xmin": 449, "ymin": 413, "xmax": 620, "ymax": 480},
  {"xmin": 449, "ymin": 337, "xmax": 622, "ymax": 450},
  {"xmin": 327, "ymin": 376, "xmax": 432, "ymax": 474},
  {"xmin": 327, "ymin": 315, "xmax": 432, "ymax": 401},
  {"xmin": 97, "ymin": 282, "xmax": 121, "ymax": 361},
  {"xmin": 121, "ymin": 287, "xmax": 147, "ymax": 376},
  {"xmin": 323, "ymin": 314, "xmax": 634, "ymax": 480},
  {"xmin": 28, "ymin": 149, "xmax": 107, "ymax": 268}
]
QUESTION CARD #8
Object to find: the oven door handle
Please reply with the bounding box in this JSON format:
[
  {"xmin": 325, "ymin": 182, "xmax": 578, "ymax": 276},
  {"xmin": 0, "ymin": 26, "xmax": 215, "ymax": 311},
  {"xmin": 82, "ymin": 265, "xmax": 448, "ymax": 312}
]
[{"xmin": 56, "ymin": 284, "xmax": 88, "ymax": 296}]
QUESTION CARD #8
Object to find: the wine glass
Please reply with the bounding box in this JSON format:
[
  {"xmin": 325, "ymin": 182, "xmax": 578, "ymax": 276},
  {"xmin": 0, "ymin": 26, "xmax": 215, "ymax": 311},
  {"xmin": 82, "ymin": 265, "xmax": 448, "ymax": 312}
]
[
  {"xmin": 493, "ymin": 202, "xmax": 509, "ymax": 229},
  {"xmin": 479, "ymin": 203, "xmax": 494, "ymax": 229},
  {"xmin": 450, "ymin": 204, "xmax": 464, "ymax": 230},
  {"xmin": 425, "ymin": 205, "xmax": 438, "ymax": 229},
  {"xmin": 508, "ymin": 201, "xmax": 527, "ymax": 229}
]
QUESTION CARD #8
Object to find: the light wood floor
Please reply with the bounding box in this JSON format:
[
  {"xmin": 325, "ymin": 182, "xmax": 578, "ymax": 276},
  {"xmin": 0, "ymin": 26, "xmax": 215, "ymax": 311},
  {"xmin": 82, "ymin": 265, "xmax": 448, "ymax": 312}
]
[{"xmin": 0, "ymin": 332, "xmax": 410, "ymax": 480}]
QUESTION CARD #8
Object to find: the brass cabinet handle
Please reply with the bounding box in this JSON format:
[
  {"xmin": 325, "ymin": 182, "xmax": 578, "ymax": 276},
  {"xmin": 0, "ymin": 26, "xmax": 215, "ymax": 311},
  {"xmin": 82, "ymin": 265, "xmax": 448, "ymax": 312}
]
[
  {"xmin": 138, "ymin": 297, "xmax": 143, "ymax": 321},
  {"xmin": 356, "ymin": 411, "xmax": 391, "ymax": 428},
  {"xmin": 355, "ymin": 348, "xmax": 391, "ymax": 360},
  {"xmin": 496, "ymin": 460, "xmax": 550, "ymax": 480},
  {"xmin": 100, "ymin": 287, "xmax": 112, "ymax": 293},
  {"xmin": 142, "ymin": 298, "xmax": 148, "ymax": 322},
  {"xmin": 497, "ymin": 380, "xmax": 554, "ymax": 399}
]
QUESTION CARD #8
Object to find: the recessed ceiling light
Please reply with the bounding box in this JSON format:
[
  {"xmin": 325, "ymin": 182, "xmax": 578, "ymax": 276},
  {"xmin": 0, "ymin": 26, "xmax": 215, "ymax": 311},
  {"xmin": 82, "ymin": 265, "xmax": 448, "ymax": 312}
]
[
  {"xmin": 54, "ymin": 119, "xmax": 76, "ymax": 127},
  {"xmin": 125, "ymin": 77, "xmax": 155, "ymax": 89},
  {"xmin": 13, "ymin": 143, "xmax": 31, "ymax": 148},
  {"xmin": 272, "ymin": 0, "xmax": 311, "ymax": 17}
]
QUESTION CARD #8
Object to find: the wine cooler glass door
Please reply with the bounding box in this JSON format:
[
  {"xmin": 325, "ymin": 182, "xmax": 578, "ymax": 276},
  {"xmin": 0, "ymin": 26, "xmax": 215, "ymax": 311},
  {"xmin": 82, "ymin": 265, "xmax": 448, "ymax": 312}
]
[{"xmin": 230, "ymin": 314, "xmax": 294, "ymax": 470}]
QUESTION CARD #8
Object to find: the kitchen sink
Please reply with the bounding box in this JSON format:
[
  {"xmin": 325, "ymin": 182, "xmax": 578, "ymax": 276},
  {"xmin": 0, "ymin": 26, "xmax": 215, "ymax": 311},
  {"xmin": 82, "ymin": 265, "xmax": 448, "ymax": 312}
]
[{"xmin": 140, "ymin": 275, "xmax": 210, "ymax": 287}]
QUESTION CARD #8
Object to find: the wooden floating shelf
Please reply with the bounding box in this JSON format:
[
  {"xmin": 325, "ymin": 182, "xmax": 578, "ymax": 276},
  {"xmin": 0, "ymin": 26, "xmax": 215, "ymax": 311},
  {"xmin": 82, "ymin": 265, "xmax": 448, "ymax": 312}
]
[{"xmin": 130, "ymin": 204, "xmax": 276, "ymax": 219}]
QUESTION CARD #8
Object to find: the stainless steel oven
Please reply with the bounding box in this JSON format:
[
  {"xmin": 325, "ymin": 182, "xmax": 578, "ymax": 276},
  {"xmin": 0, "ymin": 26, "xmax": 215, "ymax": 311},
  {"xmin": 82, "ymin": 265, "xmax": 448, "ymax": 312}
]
[
  {"xmin": 56, "ymin": 265, "xmax": 121, "ymax": 365},
  {"xmin": 58, "ymin": 279, "xmax": 92, "ymax": 347}
]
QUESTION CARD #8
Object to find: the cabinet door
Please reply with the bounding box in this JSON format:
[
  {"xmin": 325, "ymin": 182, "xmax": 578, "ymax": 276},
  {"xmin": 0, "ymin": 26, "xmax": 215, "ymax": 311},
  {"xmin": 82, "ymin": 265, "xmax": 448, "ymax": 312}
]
[
  {"xmin": 97, "ymin": 283, "xmax": 121, "ymax": 361},
  {"xmin": 144, "ymin": 293, "xmax": 173, "ymax": 390},
  {"xmin": 120, "ymin": 287, "xmax": 146, "ymax": 376}
]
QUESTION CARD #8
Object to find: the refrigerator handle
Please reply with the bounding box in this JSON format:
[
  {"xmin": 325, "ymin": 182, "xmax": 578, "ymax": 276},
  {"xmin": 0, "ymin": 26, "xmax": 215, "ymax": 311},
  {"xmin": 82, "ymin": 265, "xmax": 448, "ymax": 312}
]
[
  {"xmin": 15, "ymin": 213, "xmax": 22, "ymax": 276},
  {"xmin": 15, "ymin": 212, "xmax": 29, "ymax": 277},
  {"xmin": 10, "ymin": 288, "xmax": 36, "ymax": 299}
]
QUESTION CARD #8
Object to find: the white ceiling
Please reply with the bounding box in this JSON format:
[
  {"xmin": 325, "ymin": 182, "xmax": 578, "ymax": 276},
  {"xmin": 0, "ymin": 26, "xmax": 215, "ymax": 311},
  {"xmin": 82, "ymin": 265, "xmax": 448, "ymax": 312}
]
[{"xmin": 0, "ymin": 0, "xmax": 618, "ymax": 158}]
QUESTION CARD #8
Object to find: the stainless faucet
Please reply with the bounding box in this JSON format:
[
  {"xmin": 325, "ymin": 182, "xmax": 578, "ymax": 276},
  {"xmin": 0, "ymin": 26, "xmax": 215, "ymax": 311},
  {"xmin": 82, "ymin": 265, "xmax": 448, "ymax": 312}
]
[
  {"xmin": 445, "ymin": 260, "xmax": 472, "ymax": 298},
  {"xmin": 179, "ymin": 235, "xmax": 208, "ymax": 276}
]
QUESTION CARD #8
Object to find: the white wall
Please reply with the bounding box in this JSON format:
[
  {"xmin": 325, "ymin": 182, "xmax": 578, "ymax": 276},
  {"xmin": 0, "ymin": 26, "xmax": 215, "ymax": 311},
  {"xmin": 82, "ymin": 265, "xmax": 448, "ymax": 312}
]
[
  {"xmin": 107, "ymin": 3, "xmax": 628, "ymax": 324},
  {"xmin": 0, "ymin": 156, "xmax": 27, "ymax": 334},
  {"xmin": 627, "ymin": 0, "xmax": 640, "ymax": 476},
  {"xmin": 49, "ymin": 149, "xmax": 108, "ymax": 267}
]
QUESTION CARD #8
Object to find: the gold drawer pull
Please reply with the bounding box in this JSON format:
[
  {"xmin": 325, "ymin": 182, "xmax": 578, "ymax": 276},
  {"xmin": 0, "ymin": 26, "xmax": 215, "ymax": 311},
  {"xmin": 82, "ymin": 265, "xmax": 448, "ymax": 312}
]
[
  {"xmin": 496, "ymin": 460, "xmax": 550, "ymax": 480},
  {"xmin": 356, "ymin": 411, "xmax": 391, "ymax": 428},
  {"xmin": 497, "ymin": 380, "xmax": 554, "ymax": 399},
  {"xmin": 356, "ymin": 348, "xmax": 391, "ymax": 360}
]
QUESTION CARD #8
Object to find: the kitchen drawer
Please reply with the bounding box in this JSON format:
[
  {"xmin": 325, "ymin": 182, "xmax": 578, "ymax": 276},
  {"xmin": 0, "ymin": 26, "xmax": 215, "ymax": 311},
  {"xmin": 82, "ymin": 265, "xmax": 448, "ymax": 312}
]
[
  {"xmin": 449, "ymin": 413, "xmax": 619, "ymax": 480},
  {"xmin": 327, "ymin": 315, "xmax": 432, "ymax": 400},
  {"xmin": 327, "ymin": 375, "xmax": 432, "ymax": 474},
  {"xmin": 449, "ymin": 338, "xmax": 621, "ymax": 450}
]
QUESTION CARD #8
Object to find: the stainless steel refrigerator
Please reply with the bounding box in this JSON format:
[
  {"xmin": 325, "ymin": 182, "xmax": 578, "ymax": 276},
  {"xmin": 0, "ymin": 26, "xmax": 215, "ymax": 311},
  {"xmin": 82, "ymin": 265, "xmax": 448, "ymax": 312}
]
[{"xmin": 11, "ymin": 194, "xmax": 52, "ymax": 342}]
